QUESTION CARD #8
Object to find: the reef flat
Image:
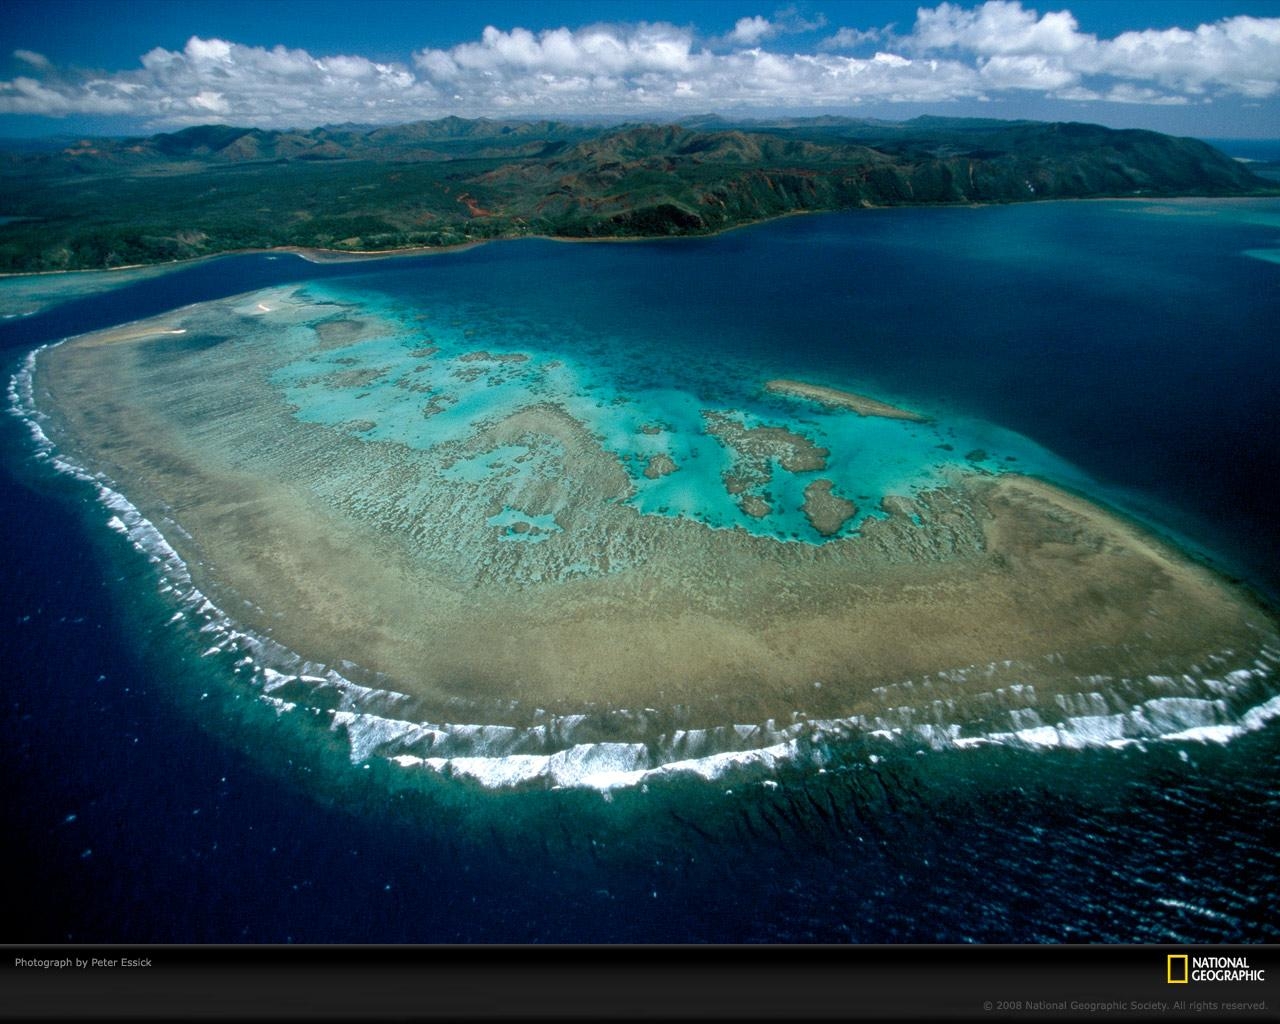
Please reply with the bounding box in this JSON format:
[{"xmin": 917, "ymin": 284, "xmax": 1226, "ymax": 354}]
[{"xmin": 31, "ymin": 282, "xmax": 1279, "ymax": 749}]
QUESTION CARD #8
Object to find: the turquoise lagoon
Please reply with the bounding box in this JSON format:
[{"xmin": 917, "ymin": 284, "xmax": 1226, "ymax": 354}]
[{"xmin": 267, "ymin": 276, "xmax": 1083, "ymax": 548}]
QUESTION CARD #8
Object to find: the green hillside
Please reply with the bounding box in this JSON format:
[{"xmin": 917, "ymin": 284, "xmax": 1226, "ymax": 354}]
[{"xmin": 0, "ymin": 116, "xmax": 1270, "ymax": 271}]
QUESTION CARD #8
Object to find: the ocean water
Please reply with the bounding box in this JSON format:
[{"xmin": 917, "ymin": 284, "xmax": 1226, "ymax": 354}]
[{"xmin": 3, "ymin": 199, "xmax": 1279, "ymax": 942}]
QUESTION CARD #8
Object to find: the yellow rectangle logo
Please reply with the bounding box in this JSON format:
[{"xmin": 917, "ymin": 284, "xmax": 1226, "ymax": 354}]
[{"xmin": 1168, "ymin": 954, "xmax": 1189, "ymax": 984}]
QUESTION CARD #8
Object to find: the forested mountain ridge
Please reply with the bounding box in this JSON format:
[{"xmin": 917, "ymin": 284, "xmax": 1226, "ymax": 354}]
[{"xmin": 0, "ymin": 115, "xmax": 1270, "ymax": 271}]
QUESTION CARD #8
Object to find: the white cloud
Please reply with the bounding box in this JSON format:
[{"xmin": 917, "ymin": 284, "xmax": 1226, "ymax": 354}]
[
  {"xmin": 189, "ymin": 89, "xmax": 229, "ymax": 114},
  {"xmin": 1095, "ymin": 17, "xmax": 1280, "ymax": 99},
  {"xmin": 721, "ymin": 7, "xmax": 826, "ymax": 48},
  {"xmin": 912, "ymin": 1, "xmax": 1090, "ymax": 56},
  {"xmin": 872, "ymin": 52, "xmax": 912, "ymax": 69},
  {"xmin": 13, "ymin": 49, "xmax": 51, "ymax": 70},
  {"xmin": 729, "ymin": 16, "xmax": 775, "ymax": 46},
  {"xmin": 0, "ymin": 5, "xmax": 1276, "ymax": 128},
  {"xmin": 0, "ymin": 74, "xmax": 134, "ymax": 116},
  {"xmin": 907, "ymin": 4, "xmax": 1280, "ymax": 101},
  {"xmin": 1054, "ymin": 84, "xmax": 1100, "ymax": 102},
  {"xmin": 1, "ymin": 35, "xmax": 437, "ymax": 127},
  {"xmin": 418, "ymin": 23, "xmax": 696, "ymax": 79},
  {"xmin": 1102, "ymin": 83, "xmax": 1191, "ymax": 106},
  {"xmin": 411, "ymin": 24, "xmax": 983, "ymax": 111},
  {"xmin": 773, "ymin": 7, "xmax": 827, "ymax": 35},
  {"xmin": 820, "ymin": 27, "xmax": 883, "ymax": 52},
  {"xmin": 978, "ymin": 54, "xmax": 1076, "ymax": 92}
]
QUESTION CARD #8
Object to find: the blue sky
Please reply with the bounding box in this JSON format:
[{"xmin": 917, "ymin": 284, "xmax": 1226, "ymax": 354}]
[{"xmin": 2, "ymin": 1, "xmax": 1278, "ymax": 137}]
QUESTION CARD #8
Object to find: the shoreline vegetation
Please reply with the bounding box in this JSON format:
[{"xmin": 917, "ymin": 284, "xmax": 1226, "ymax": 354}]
[
  {"xmin": 1, "ymin": 115, "xmax": 1273, "ymax": 274},
  {"xmin": 0, "ymin": 192, "xmax": 1271, "ymax": 286}
]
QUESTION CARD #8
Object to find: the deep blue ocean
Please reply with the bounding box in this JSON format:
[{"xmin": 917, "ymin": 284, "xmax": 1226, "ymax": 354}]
[{"xmin": 2, "ymin": 199, "xmax": 1278, "ymax": 943}]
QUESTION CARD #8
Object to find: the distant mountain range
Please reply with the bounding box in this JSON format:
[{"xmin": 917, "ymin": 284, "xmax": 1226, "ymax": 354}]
[{"xmin": 0, "ymin": 115, "xmax": 1272, "ymax": 272}]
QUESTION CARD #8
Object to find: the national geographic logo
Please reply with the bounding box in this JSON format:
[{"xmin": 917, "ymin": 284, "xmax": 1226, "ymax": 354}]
[{"xmin": 1168, "ymin": 954, "xmax": 1267, "ymax": 984}]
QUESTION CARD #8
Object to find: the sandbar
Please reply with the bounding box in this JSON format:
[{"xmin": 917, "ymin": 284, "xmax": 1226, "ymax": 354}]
[
  {"xmin": 74, "ymin": 323, "xmax": 188, "ymax": 347},
  {"xmin": 766, "ymin": 378, "xmax": 927, "ymax": 421}
]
